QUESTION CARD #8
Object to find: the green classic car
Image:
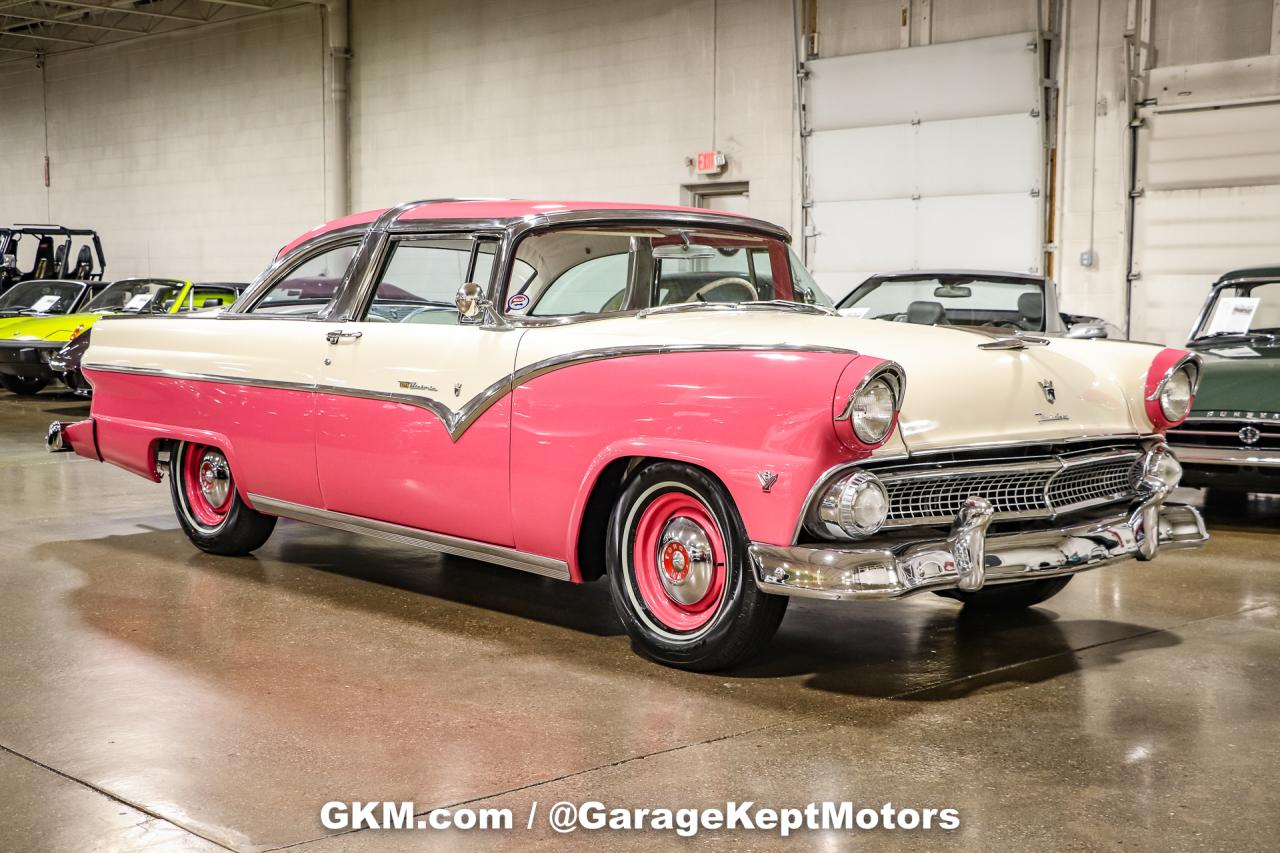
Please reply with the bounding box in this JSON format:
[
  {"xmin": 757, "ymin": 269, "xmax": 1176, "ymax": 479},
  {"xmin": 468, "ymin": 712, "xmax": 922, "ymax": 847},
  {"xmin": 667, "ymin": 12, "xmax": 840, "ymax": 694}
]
[
  {"xmin": 1166, "ymin": 266, "xmax": 1280, "ymax": 493},
  {"xmin": 0, "ymin": 278, "xmax": 238, "ymax": 395}
]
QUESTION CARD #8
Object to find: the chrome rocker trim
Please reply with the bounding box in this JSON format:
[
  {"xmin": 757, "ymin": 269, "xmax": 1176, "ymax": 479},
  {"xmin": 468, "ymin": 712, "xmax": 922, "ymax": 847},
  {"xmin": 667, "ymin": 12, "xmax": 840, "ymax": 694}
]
[
  {"xmin": 82, "ymin": 342, "xmax": 857, "ymax": 443},
  {"xmin": 248, "ymin": 495, "xmax": 571, "ymax": 581},
  {"xmin": 1168, "ymin": 445, "xmax": 1280, "ymax": 468},
  {"xmin": 750, "ymin": 495, "xmax": 1208, "ymax": 601}
]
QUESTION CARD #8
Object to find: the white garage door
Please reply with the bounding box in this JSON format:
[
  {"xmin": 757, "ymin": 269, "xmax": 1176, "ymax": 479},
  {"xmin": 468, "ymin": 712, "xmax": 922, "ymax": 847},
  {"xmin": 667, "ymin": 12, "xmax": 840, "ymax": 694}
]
[
  {"xmin": 1130, "ymin": 101, "xmax": 1280, "ymax": 345},
  {"xmin": 804, "ymin": 32, "xmax": 1044, "ymax": 300}
]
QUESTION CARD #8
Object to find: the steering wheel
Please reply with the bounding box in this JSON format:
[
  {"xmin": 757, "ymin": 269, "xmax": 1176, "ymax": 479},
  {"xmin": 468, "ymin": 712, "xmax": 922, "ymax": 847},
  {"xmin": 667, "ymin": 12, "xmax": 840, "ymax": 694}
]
[{"xmin": 691, "ymin": 276, "xmax": 757, "ymax": 303}]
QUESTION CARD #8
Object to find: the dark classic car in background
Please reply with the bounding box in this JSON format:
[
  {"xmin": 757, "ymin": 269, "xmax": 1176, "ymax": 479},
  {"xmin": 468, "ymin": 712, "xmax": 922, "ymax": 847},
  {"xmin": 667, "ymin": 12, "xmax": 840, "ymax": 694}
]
[
  {"xmin": 1166, "ymin": 266, "xmax": 1280, "ymax": 493},
  {"xmin": 0, "ymin": 225, "xmax": 104, "ymax": 294},
  {"xmin": 837, "ymin": 270, "xmax": 1124, "ymax": 339}
]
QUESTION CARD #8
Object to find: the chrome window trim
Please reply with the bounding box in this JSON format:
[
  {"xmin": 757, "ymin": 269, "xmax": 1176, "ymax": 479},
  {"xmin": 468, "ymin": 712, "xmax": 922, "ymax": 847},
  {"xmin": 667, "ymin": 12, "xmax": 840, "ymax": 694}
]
[
  {"xmin": 227, "ymin": 202, "xmax": 795, "ymax": 330},
  {"xmin": 228, "ymin": 227, "xmax": 369, "ymax": 320},
  {"xmin": 248, "ymin": 494, "xmax": 571, "ymax": 581},
  {"xmin": 83, "ymin": 342, "xmax": 857, "ymax": 444},
  {"xmin": 341, "ymin": 230, "xmax": 508, "ymax": 325}
]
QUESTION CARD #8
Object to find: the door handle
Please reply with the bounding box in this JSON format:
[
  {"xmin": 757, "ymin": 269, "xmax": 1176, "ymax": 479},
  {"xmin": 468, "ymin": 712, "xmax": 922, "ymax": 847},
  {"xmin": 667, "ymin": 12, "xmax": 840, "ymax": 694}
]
[{"xmin": 325, "ymin": 330, "xmax": 363, "ymax": 345}]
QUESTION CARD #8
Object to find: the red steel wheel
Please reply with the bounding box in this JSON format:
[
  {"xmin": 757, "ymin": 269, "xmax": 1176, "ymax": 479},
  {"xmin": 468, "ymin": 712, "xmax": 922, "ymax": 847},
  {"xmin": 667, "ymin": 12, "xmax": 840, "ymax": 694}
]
[
  {"xmin": 179, "ymin": 443, "xmax": 234, "ymax": 532},
  {"xmin": 629, "ymin": 490, "xmax": 728, "ymax": 635}
]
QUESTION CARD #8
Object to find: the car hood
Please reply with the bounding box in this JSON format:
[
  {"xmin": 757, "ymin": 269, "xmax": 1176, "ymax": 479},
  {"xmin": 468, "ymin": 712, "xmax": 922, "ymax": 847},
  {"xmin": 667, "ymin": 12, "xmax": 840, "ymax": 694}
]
[
  {"xmin": 1187, "ymin": 340, "xmax": 1280, "ymax": 414},
  {"xmin": 0, "ymin": 311, "xmax": 104, "ymax": 343},
  {"xmin": 516, "ymin": 312, "xmax": 1169, "ymax": 455}
]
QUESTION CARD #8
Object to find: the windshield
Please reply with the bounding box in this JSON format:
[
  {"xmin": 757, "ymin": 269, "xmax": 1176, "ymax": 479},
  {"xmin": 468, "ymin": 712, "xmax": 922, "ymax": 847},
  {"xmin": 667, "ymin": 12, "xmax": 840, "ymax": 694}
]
[
  {"xmin": 85, "ymin": 280, "xmax": 185, "ymax": 314},
  {"xmin": 838, "ymin": 275, "xmax": 1047, "ymax": 331},
  {"xmin": 1193, "ymin": 280, "xmax": 1280, "ymax": 340},
  {"xmin": 503, "ymin": 227, "xmax": 829, "ymax": 319},
  {"xmin": 0, "ymin": 280, "xmax": 84, "ymax": 314}
]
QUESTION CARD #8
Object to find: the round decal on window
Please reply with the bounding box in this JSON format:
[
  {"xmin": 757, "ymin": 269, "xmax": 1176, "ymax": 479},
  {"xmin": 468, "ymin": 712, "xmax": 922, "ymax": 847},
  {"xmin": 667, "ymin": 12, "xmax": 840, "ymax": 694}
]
[{"xmin": 506, "ymin": 293, "xmax": 530, "ymax": 312}]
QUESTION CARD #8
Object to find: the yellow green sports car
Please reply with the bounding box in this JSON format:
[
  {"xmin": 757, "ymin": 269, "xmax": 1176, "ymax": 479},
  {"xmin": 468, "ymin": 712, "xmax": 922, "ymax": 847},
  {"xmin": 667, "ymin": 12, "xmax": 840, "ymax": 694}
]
[{"xmin": 0, "ymin": 278, "xmax": 238, "ymax": 395}]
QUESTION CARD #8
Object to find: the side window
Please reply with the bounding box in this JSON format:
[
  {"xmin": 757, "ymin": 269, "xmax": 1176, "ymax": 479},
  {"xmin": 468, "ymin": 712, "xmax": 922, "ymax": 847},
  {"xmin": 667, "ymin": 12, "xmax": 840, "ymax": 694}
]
[
  {"xmin": 512, "ymin": 231, "xmax": 634, "ymax": 317},
  {"xmin": 250, "ymin": 243, "xmax": 358, "ymax": 316},
  {"xmin": 365, "ymin": 238, "xmax": 474, "ymax": 324}
]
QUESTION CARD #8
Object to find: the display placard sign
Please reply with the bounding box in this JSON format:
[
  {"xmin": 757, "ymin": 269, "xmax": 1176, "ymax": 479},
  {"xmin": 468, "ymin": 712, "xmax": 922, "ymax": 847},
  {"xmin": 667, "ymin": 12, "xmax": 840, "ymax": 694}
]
[
  {"xmin": 839, "ymin": 306, "xmax": 871, "ymax": 319},
  {"xmin": 30, "ymin": 295, "xmax": 60, "ymax": 313},
  {"xmin": 1204, "ymin": 297, "xmax": 1259, "ymax": 335},
  {"xmin": 124, "ymin": 293, "xmax": 155, "ymax": 311}
]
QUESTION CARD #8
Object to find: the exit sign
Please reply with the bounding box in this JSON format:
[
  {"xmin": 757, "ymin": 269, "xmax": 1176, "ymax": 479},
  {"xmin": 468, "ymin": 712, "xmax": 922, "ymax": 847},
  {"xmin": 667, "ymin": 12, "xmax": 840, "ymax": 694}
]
[{"xmin": 695, "ymin": 150, "xmax": 726, "ymax": 175}]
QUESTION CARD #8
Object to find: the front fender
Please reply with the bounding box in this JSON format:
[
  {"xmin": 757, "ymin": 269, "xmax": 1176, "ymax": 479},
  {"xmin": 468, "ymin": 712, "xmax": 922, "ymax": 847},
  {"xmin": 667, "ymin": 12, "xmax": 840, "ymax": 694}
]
[{"xmin": 509, "ymin": 348, "xmax": 894, "ymax": 580}]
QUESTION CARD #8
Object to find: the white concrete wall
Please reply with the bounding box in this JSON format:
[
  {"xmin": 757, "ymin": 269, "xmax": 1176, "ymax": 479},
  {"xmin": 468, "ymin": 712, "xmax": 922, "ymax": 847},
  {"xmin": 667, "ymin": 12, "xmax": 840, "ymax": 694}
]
[
  {"xmin": 0, "ymin": 63, "xmax": 53, "ymax": 233},
  {"xmin": 0, "ymin": 6, "xmax": 327, "ymax": 283},
  {"xmin": 2, "ymin": 0, "xmax": 1278, "ymax": 312},
  {"xmin": 349, "ymin": 0, "xmax": 798, "ymax": 233}
]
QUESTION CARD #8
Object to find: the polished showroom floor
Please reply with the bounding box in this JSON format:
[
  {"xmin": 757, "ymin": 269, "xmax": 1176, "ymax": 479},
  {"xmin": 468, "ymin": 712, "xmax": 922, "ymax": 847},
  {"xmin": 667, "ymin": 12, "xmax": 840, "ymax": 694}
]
[{"xmin": 2, "ymin": 391, "xmax": 1278, "ymax": 852}]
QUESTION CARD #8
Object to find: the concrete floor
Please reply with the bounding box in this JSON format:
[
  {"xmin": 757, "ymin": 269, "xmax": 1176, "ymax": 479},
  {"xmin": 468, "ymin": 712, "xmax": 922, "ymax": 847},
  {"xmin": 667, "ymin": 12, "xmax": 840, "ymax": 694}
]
[{"xmin": 2, "ymin": 390, "xmax": 1278, "ymax": 852}]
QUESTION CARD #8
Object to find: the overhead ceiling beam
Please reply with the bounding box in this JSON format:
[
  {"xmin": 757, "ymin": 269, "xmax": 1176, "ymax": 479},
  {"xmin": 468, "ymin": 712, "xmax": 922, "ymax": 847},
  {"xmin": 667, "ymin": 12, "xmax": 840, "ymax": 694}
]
[
  {"xmin": 0, "ymin": 42, "xmax": 37, "ymax": 54},
  {"xmin": 0, "ymin": 27, "xmax": 92, "ymax": 44},
  {"xmin": 37, "ymin": 1, "xmax": 203, "ymax": 23},
  {"xmin": 198, "ymin": 0, "xmax": 273, "ymax": 9},
  {"xmin": 0, "ymin": 11, "xmax": 141, "ymax": 33}
]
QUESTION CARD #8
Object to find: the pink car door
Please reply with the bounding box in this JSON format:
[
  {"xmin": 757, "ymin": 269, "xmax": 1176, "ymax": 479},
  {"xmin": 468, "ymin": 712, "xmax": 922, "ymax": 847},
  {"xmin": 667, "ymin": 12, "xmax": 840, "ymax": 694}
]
[{"xmin": 313, "ymin": 236, "xmax": 521, "ymax": 546}]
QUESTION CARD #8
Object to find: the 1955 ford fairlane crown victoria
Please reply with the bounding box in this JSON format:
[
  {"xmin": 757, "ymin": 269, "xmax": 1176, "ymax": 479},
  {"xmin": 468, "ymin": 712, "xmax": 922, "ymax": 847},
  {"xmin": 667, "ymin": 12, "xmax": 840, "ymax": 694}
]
[{"xmin": 47, "ymin": 199, "xmax": 1209, "ymax": 670}]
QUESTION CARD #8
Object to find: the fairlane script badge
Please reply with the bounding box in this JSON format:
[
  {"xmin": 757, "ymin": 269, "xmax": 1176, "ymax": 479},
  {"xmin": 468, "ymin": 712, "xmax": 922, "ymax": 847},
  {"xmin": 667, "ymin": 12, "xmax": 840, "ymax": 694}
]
[{"xmin": 398, "ymin": 381, "xmax": 438, "ymax": 393}]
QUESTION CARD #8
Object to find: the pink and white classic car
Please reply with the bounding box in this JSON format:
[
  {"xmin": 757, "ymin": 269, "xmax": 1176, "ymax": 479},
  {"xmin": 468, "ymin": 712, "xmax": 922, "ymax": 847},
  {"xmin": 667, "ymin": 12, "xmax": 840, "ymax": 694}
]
[{"xmin": 48, "ymin": 199, "xmax": 1208, "ymax": 670}]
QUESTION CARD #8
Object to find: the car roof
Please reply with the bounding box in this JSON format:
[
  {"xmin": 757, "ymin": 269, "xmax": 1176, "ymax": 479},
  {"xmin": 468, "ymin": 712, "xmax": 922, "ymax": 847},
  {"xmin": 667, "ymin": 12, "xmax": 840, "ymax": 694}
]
[
  {"xmin": 1214, "ymin": 265, "xmax": 1280, "ymax": 284},
  {"xmin": 278, "ymin": 198, "xmax": 781, "ymax": 258}
]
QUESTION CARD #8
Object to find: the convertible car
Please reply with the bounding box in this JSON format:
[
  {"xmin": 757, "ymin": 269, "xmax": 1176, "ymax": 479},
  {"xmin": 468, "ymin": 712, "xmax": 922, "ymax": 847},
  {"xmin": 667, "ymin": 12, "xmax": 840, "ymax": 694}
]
[
  {"xmin": 837, "ymin": 270, "xmax": 1123, "ymax": 338},
  {"xmin": 0, "ymin": 278, "xmax": 237, "ymax": 395},
  {"xmin": 48, "ymin": 199, "xmax": 1206, "ymax": 670},
  {"xmin": 1166, "ymin": 266, "xmax": 1280, "ymax": 493}
]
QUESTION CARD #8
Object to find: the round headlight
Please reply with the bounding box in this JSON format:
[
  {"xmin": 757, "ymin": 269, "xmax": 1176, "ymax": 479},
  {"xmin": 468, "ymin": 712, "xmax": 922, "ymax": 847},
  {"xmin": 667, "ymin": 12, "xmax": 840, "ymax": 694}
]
[
  {"xmin": 850, "ymin": 377, "xmax": 897, "ymax": 444},
  {"xmin": 1160, "ymin": 367, "xmax": 1194, "ymax": 422},
  {"xmin": 809, "ymin": 470, "xmax": 889, "ymax": 539}
]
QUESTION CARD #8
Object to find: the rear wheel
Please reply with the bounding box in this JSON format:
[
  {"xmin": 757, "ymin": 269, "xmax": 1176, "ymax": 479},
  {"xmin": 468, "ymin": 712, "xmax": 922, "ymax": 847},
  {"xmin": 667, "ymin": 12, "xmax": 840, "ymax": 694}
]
[
  {"xmin": 606, "ymin": 462, "xmax": 787, "ymax": 671},
  {"xmin": 169, "ymin": 441, "xmax": 276, "ymax": 555},
  {"xmin": 0, "ymin": 374, "xmax": 49, "ymax": 395},
  {"xmin": 936, "ymin": 576, "xmax": 1072, "ymax": 610}
]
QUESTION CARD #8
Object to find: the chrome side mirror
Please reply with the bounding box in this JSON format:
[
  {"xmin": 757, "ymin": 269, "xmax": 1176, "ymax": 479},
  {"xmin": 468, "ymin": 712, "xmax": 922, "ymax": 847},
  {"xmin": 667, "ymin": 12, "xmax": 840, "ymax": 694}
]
[{"xmin": 455, "ymin": 281, "xmax": 487, "ymax": 323}]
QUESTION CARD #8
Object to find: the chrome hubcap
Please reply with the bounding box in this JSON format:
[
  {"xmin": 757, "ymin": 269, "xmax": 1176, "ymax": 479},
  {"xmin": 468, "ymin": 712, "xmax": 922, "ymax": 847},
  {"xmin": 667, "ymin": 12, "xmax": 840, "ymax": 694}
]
[
  {"xmin": 198, "ymin": 451, "xmax": 231, "ymax": 507},
  {"xmin": 656, "ymin": 517, "xmax": 714, "ymax": 605}
]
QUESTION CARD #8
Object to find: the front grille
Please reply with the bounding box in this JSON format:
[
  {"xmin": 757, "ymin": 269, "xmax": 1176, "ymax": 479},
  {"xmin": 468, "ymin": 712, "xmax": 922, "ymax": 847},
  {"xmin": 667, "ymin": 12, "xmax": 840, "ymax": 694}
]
[
  {"xmin": 1167, "ymin": 417, "xmax": 1280, "ymax": 452},
  {"xmin": 872, "ymin": 446, "xmax": 1143, "ymax": 529}
]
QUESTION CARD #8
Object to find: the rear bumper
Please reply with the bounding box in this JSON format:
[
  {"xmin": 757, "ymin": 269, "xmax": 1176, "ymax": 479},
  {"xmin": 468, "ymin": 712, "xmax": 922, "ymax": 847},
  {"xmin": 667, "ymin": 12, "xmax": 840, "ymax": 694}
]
[
  {"xmin": 0, "ymin": 340, "xmax": 59, "ymax": 379},
  {"xmin": 749, "ymin": 499, "xmax": 1208, "ymax": 601}
]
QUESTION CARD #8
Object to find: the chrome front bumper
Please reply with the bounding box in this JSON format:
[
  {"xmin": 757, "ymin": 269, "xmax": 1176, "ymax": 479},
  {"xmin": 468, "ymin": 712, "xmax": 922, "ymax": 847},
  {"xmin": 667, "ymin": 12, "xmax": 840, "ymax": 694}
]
[{"xmin": 749, "ymin": 495, "xmax": 1208, "ymax": 601}]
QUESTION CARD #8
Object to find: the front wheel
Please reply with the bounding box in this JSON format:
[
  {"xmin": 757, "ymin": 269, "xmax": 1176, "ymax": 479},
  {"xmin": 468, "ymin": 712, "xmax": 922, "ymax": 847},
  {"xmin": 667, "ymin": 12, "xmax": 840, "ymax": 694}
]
[
  {"xmin": 169, "ymin": 441, "xmax": 276, "ymax": 555},
  {"xmin": 606, "ymin": 462, "xmax": 787, "ymax": 671},
  {"xmin": 0, "ymin": 374, "xmax": 49, "ymax": 395},
  {"xmin": 936, "ymin": 576, "xmax": 1072, "ymax": 610}
]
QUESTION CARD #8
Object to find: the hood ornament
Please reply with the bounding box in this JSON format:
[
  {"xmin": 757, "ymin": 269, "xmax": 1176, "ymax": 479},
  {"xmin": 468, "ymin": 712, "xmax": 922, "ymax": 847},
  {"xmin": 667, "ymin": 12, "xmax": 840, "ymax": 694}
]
[
  {"xmin": 1038, "ymin": 379, "xmax": 1056, "ymax": 405},
  {"xmin": 757, "ymin": 471, "xmax": 778, "ymax": 492}
]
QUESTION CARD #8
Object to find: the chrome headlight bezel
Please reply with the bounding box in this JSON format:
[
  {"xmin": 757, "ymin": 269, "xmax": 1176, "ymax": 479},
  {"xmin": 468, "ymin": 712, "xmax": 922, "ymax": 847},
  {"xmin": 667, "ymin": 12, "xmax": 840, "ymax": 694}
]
[
  {"xmin": 1159, "ymin": 367, "xmax": 1194, "ymax": 422},
  {"xmin": 850, "ymin": 377, "xmax": 897, "ymax": 444},
  {"xmin": 835, "ymin": 362, "xmax": 905, "ymax": 448},
  {"xmin": 806, "ymin": 469, "xmax": 890, "ymax": 540}
]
